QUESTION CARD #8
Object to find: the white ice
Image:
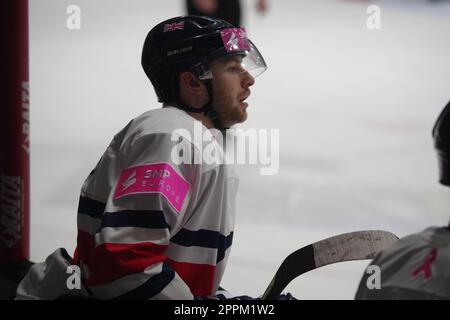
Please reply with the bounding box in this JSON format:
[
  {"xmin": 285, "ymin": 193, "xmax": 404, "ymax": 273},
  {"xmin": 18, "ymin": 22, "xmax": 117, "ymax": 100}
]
[{"xmin": 29, "ymin": 0, "xmax": 450, "ymax": 299}]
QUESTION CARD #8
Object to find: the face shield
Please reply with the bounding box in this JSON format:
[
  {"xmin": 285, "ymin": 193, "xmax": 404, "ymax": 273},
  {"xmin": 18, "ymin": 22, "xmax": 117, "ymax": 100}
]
[{"xmin": 196, "ymin": 28, "xmax": 267, "ymax": 80}]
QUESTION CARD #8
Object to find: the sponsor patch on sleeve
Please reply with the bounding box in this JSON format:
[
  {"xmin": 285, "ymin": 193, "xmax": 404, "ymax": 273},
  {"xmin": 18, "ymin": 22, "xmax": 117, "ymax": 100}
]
[{"xmin": 113, "ymin": 163, "xmax": 190, "ymax": 213}]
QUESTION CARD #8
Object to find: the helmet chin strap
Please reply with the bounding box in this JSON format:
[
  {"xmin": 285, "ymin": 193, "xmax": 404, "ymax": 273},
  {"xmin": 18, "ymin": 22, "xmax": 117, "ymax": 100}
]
[{"xmin": 176, "ymin": 80, "xmax": 228, "ymax": 131}]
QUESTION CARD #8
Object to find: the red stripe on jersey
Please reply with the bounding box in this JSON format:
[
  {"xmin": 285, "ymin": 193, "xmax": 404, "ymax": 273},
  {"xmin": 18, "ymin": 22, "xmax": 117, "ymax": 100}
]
[
  {"xmin": 75, "ymin": 230, "xmax": 168, "ymax": 286},
  {"xmin": 87, "ymin": 242, "xmax": 168, "ymax": 286},
  {"xmin": 75, "ymin": 229, "xmax": 95, "ymax": 267},
  {"xmin": 72, "ymin": 248, "xmax": 79, "ymax": 265},
  {"xmin": 167, "ymin": 259, "xmax": 216, "ymax": 296}
]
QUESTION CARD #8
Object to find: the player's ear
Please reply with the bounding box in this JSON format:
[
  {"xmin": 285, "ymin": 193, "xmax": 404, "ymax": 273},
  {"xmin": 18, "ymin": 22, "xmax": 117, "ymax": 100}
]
[{"xmin": 179, "ymin": 71, "xmax": 204, "ymax": 96}]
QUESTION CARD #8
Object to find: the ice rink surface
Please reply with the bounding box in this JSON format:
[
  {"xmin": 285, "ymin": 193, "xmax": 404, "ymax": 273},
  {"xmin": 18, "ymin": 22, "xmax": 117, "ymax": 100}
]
[{"xmin": 29, "ymin": 0, "xmax": 450, "ymax": 299}]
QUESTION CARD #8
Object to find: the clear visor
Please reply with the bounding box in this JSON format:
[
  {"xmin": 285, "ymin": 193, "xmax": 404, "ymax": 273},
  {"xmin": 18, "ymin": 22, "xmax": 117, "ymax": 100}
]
[
  {"xmin": 198, "ymin": 28, "xmax": 267, "ymax": 80},
  {"xmin": 241, "ymin": 40, "xmax": 267, "ymax": 78}
]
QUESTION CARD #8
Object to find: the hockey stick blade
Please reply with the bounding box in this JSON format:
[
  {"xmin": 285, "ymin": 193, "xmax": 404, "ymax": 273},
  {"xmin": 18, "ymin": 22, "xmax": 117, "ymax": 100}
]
[{"xmin": 262, "ymin": 230, "xmax": 398, "ymax": 300}]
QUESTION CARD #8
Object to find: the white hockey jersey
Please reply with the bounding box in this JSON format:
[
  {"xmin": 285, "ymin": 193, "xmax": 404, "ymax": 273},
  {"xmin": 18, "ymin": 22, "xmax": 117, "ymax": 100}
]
[
  {"xmin": 17, "ymin": 107, "xmax": 239, "ymax": 300},
  {"xmin": 355, "ymin": 226, "xmax": 450, "ymax": 300}
]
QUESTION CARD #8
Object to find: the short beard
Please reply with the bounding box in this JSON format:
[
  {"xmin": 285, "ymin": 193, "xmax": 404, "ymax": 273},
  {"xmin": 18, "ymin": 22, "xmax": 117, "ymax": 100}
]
[{"xmin": 219, "ymin": 107, "xmax": 247, "ymax": 128}]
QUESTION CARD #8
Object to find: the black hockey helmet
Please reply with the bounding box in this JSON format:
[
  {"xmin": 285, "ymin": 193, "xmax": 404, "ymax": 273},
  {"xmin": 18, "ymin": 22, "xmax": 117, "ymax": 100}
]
[
  {"xmin": 432, "ymin": 100, "xmax": 450, "ymax": 186},
  {"xmin": 141, "ymin": 15, "xmax": 267, "ymax": 107}
]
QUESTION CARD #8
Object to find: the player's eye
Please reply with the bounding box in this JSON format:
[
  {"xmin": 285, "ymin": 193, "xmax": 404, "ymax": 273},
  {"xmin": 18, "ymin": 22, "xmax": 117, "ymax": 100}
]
[{"xmin": 228, "ymin": 65, "xmax": 244, "ymax": 74}]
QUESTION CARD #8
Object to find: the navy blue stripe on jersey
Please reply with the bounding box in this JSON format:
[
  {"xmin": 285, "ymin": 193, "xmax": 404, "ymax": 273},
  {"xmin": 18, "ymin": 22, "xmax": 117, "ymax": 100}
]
[
  {"xmin": 100, "ymin": 210, "xmax": 170, "ymax": 231},
  {"xmin": 171, "ymin": 229, "xmax": 233, "ymax": 263},
  {"xmin": 112, "ymin": 263, "xmax": 175, "ymax": 300},
  {"xmin": 217, "ymin": 232, "xmax": 233, "ymax": 262},
  {"xmin": 77, "ymin": 196, "xmax": 106, "ymax": 219}
]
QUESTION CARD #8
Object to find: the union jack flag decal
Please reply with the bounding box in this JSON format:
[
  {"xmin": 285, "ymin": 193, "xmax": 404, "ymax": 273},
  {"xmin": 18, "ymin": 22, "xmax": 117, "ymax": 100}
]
[{"xmin": 163, "ymin": 21, "xmax": 185, "ymax": 32}]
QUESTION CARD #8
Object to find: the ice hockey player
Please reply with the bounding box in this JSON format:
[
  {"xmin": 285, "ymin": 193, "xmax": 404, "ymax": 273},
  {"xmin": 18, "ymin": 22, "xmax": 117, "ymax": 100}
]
[
  {"xmin": 355, "ymin": 100, "xmax": 450, "ymax": 300},
  {"xmin": 15, "ymin": 15, "xmax": 297, "ymax": 300}
]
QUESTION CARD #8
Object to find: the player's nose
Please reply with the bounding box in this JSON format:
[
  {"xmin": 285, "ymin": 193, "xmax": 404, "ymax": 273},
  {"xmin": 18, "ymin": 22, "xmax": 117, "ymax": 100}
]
[{"xmin": 242, "ymin": 71, "xmax": 255, "ymax": 88}]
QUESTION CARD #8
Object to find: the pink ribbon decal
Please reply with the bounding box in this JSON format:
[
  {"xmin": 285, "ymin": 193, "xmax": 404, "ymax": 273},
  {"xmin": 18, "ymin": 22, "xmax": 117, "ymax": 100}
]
[{"xmin": 220, "ymin": 28, "xmax": 250, "ymax": 53}]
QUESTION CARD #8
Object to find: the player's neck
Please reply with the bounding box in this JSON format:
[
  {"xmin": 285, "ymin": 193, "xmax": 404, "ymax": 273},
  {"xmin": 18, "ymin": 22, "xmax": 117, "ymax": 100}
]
[{"xmin": 187, "ymin": 111, "xmax": 215, "ymax": 129}]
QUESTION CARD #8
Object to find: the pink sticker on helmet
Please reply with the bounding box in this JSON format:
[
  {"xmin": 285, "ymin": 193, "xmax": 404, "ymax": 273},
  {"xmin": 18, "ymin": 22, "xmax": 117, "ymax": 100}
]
[
  {"xmin": 113, "ymin": 163, "xmax": 190, "ymax": 213},
  {"xmin": 220, "ymin": 28, "xmax": 250, "ymax": 52}
]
